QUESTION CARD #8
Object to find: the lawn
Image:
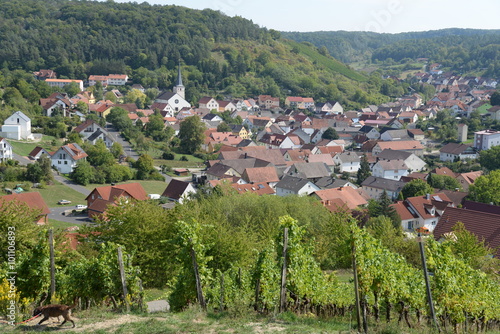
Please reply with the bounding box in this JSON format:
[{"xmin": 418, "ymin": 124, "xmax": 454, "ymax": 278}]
[
  {"xmin": 48, "ymin": 218, "xmax": 80, "ymax": 230},
  {"xmin": 31, "ymin": 181, "xmax": 87, "ymax": 207},
  {"xmin": 83, "ymin": 180, "xmax": 168, "ymax": 195},
  {"xmin": 9, "ymin": 135, "xmax": 63, "ymax": 157},
  {"xmin": 477, "ymin": 103, "xmax": 492, "ymax": 114}
]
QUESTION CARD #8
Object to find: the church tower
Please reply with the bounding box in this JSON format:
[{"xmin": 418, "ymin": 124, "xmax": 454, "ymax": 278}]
[{"xmin": 173, "ymin": 61, "xmax": 185, "ymax": 100}]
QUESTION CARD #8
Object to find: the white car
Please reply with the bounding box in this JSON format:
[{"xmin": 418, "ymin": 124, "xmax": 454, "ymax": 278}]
[{"xmin": 75, "ymin": 204, "xmax": 88, "ymax": 210}]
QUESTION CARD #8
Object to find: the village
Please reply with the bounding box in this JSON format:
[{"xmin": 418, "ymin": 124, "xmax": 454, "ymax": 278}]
[{"xmin": 1, "ymin": 62, "xmax": 500, "ymax": 257}]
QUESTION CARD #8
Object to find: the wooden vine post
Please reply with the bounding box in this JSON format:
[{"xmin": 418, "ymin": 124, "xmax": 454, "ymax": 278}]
[
  {"xmin": 351, "ymin": 230, "xmax": 362, "ymax": 332},
  {"xmin": 117, "ymin": 246, "xmax": 130, "ymax": 312},
  {"xmin": 279, "ymin": 227, "xmax": 289, "ymax": 313},
  {"xmin": 48, "ymin": 229, "xmax": 56, "ymax": 302},
  {"xmin": 418, "ymin": 233, "xmax": 440, "ymax": 333},
  {"xmin": 189, "ymin": 238, "xmax": 206, "ymax": 311}
]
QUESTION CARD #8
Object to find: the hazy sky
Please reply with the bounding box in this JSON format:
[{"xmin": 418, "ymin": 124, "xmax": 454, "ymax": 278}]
[{"xmin": 111, "ymin": 0, "xmax": 500, "ymax": 33}]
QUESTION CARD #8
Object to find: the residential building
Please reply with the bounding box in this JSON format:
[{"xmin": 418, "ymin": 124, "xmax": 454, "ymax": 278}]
[
  {"xmin": 391, "ymin": 193, "xmax": 454, "ymax": 232},
  {"xmin": 0, "ymin": 137, "xmax": 13, "ymax": 162},
  {"xmin": 258, "ymin": 95, "xmax": 280, "ymax": 109},
  {"xmin": 372, "ymin": 160, "xmax": 409, "ymax": 180},
  {"xmin": 198, "ymin": 97, "xmax": 219, "ymax": 111},
  {"xmin": 275, "ymin": 175, "xmax": 320, "ymax": 197},
  {"xmin": 51, "ymin": 143, "xmax": 88, "ymax": 174},
  {"xmin": 312, "ymin": 186, "xmax": 368, "ymax": 211},
  {"xmin": 0, "ymin": 192, "xmax": 50, "ymax": 224},
  {"xmin": 33, "ymin": 69, "xmax": 57, "ymax": 80},
  {"xmin": 361, "ymin": 176, "xmax": 406, "ymax": 200},
  {"xmin": 28, "ymin": 146, "xmax": 50, "ymax": 161},
  {"xmin": 372, "ymin": 140, "xmax": 424, "ymax": 156},
  {"xmin": 45, "ymin": 79, "xmax": 84, "ymax": 91},
  {"xmin": 286, "ymin": 162, "xmax": 331, "ymax": 182},
  {"xmin": 73, "ymin": 119, "xmax": 114, "ymax": 148},
  {"xmin": 439, "ymin": 143, "xmax": 478, "ymax": 162},
  {"xmin": 377, "ymin": 149, "xmax": 426, "ymax": 172},
  {"xmin": 1, "ymin": 111, "xmax": 33, "ymax": 140},
  {"xmin": 474, "ymin": 129, "xmax": 500, "ymax": 151},
  {"xmin": 333, "ymin": 152, "xmax": 361, "ymax": 173},
  {"xmin": 162, "ymin": 179, "xmax": 196, "ymax": 204},
  {"xmin": 88, "ymin": 74, "xmax": 128, "ymax": 86},
  {"xmin": 86, "ymin": 183, "xmax": 148, "ymax": 219}
]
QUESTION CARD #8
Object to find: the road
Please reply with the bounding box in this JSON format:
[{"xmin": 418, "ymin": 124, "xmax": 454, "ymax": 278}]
[
  {"xmin": 49, "ymin": 206, "xmax": 91, "ymax": 225},
  {"xmin": 105, "ymin": 123, "xmax": 140, "ymax": 160},
  {"xmin": 52, "ymin": 173, "xmax": 91, "ymax": 196}
]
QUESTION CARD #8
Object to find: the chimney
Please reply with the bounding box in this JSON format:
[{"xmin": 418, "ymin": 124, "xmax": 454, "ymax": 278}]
[
  {"xmin": 426, "ymin": 193, "xmax": 430, "ymax": 200},
  {"xmin": 244, "ymin": 153, "xmax": 247, "ymax": 159}
]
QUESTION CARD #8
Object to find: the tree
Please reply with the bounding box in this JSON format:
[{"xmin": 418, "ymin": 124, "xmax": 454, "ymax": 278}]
[
  {"xmin": 400, "ymin": 179, "xmax": 434, "ymax": 199},
  {"xmin": 110, "ymin": 142, "xmax": 124, "ymax": 159},
  {"xmin": 38, "ymin": 155, "xmax": 54, "ymax": 183},
  {"xmin": 84, "ymin": 139, "xmax": 114, "ymax": 166},
  {"xmin": 490, "ymin": 91, "xmax": 500, "ymax": 106},
  {"xmin": 135, "ymin": 154, "xmax": 154, "ymax": 179},
  {"xmin": 468, "ymin": 170, "xmax": 500, "ymax": 205},
  {"xmin": 71, "ymin": 160, "xmax": 94, "ymax": 186},
  {"xmin": 321, "ymin": 127, "xmax": 339, "ymax": 140},
  {"xmin": 178, "ymin": 115, "xmax": 206, "ymax": 154},
  {"xmin": 357, "ymin": 154, "xmax": 371, "ymax": 184},
  {"xmin": 216, "ymin": 122, "xmax": 231, "ymax": 132},
  {"xmin": 478, "ymin": 145, "xmax": 500, "ymax": 171},
  {"xmin": 427, "ymin": 173, "xmax": 462, "ymax": 191},
  {"xmin": 25, "ymin": 162, "xmax": 43, "ymax": 183}
]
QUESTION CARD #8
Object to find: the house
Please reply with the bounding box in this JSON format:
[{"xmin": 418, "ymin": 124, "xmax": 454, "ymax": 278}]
[
  {"xmin": 306, "ymin": 154, "xmax": 336, "ymax": 172},
  {"xmin": 455, "ymin": 171, "xmax": 482, "ymax": 192},
  {"xmin": 332, "ymin": 152, "xmax": 361, "ymax": 173},
  {"xmin": 285, "ymin": 162, "xmax": 331, "ymax": 182},
  {"xmin": 372, "ymin": 140, "xmax": 424, "ymax": 157},
  {"xmin": 1, "ymin": 111, "xmax": 33, "ymax": 140},
  {"xmin": 377, "ymin": 149, "xmax": 426, "ymax": 173},
  {"xmin": 241, "ymin": 166, "xmax": 280, "ymax": 187},
  {"xmin": 372, "ymin": 160, "xmax": 409, "ymax": 180},
  {"xmin": 314, "ymin": 177, "xmax": 358, "ymax": 190},
  {"xmin": 0, "ymin": 137, "xmax": 13, "ymax": 162},
  {"xmin": 275, "ymin": 175, "xmax": 320, "ymax": 197},
  {"xmin": 162, "ymin": 179, "xmax": 197, "ymax": 204},
  {"xmin": 285, "ymin": 96, "xmax": 315, "ymax": 110},
  {"xmin": 33, "ymin": 69, "xmax": 57, "ymax": 80},
  {"xmin": 86, "ymin": 183, "xmax": 148, "ymax": 219},
  {"xmin": 474, "ymin": 129, "xmax": 500, "ymax": 151},
  {"xmin": 258, "ymin": 95, "xmax": 280, "ymax": 109},
  {"xmin": 73, "ymin": 119, "xmax": 114, "ymax": 147},
  {"xmin": 439, "ymin": 143, "xmax": 478, "ymax": 162},
  {"xmin": 312, "ymin": 186, "xmax": 368, "ymax": 211},
  {"xmin": 230, "ymin": 125, "xmax": 249, "ymax": 139},
  {"xmin": 434, "ymin": 206, "xmax": 500, "ymax": 258},
  {"xmin": 40, "ymin": 92, "xmax": 72, "ymax": 117},
  {"xmin": 198, "ymin": 97, "xmax": 219, "ymax": 111},
  {"xmin": 51, "ymin": 143, "xmax": 88, "ymax": 174},
  {"xmin": 0, "ymin": 192, "xmax": 50, "ymax": 225},
  {"xmin": 259, "ymin": 133, "xmax": 302, "ymax": 149},
  {"xmin": 391, "ymin": 193, "xmax": 454, "ymax": 232},
  {"xmin": 380, "ymin": 129, "xmax": 411, "ymax": 141},
  {"xmin": 231, "ymin": 182, "xmax": 275, "ymax": 195},
  {"xmin": 361, "ymin": 176, "xmax": 406, "ymax": 200},
  {"xmin": 45, "ymin": 79, "xmax": 84, "ymax": 91},
  {"xmin": 28, "ymin": 146, "xmax": 50, "ymax": 161},
  {"xmin": 358, "ymin": 126, "xmax": 380, "ymax": 140},
  {"xmin": 407, "ymin": 129, "xmax": 425, "ymax": 141},
  {"xmin": 88, "ymin": 74, "xmax": 128, "ymax": 86}
]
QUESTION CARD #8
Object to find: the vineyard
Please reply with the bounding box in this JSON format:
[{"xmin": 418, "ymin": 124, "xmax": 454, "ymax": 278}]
[{"xmin": 2, "ymin": 196, "xmax": 500, "ymax": 333}]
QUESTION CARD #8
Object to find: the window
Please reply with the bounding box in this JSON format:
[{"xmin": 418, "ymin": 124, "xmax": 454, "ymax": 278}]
[
  {"xmin": 64, "ymin": 161, "xmax": 68, "ymax": 165},
  {"xmin": 58, "ymin": 161, "xmax": 61, "ymax": 164},
  {"xmin": 407, "ymin": 221, "xmax": 414, "ymax": 230}
]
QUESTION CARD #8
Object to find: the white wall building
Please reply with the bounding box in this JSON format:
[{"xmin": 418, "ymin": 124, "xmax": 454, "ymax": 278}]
[
  {"xmin": 1, "ymin": 111, "xmax": 33, "ymax": 140},
  {"xmin": 0, "ymin": 137, "xmax": 13, "ymax": 161}
]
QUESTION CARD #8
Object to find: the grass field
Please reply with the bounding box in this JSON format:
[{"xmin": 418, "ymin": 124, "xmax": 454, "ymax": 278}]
[
  {"xmin": 9, "ymin": 135, "xmax": 63, "ymax": 157},
  {"xmin": 31, "ymin": 181, "xmax": 87, "ymax": 207},
  {"xmin": 83, "ymin": 180, "xmax": 168, "ymax": 195},
  {"xmin": 48, "ymin": 218, "xmax": 79, "ymax": 230}
]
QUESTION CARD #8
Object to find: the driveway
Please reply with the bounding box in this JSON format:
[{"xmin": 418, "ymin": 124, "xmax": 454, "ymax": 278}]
[
  {"xmin": 49, "ymin": 206, "xmax": 92, "ymax": 225},
  {"xmin": 52, "ymin": 173, "xmax": 91, "ymax": 196}
]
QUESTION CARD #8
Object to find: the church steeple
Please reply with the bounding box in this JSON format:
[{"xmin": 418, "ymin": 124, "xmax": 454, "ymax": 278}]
[{"xmin": 173, "ymin": 61, "xmax": 185, "ymax": 100}]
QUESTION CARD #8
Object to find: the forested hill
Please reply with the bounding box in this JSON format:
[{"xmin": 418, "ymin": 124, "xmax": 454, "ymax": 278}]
[
  {"xmin": 283, "ymin": 29, "xmax": 500, "ymax": 77},
  {"xmin": 0, "ymin": 0, "xmax": 400, "ymax": 109}
]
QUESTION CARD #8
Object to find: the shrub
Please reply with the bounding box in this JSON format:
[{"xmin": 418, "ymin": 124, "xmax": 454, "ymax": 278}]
[{"xmin": 180, "ymin": 155, "xmax": 188, "ymax": 161}]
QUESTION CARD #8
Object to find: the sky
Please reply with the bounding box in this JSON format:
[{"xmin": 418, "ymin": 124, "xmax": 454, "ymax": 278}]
[{"xmin": 111, "ymin": 0, "xmax": 500, "ymax": 34}]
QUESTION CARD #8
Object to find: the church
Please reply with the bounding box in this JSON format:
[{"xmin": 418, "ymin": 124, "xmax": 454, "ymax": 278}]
[{"xmin": 151, "ymin": 63, "xmax": 191, "ymax": 117}]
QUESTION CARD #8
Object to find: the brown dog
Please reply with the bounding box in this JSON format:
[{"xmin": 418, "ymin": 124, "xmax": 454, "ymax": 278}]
[{"xmin": 33, "ymin": 296, "xmax": 78, "ymax": 328}]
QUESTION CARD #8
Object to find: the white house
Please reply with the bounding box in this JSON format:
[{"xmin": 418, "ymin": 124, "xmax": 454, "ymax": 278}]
[
  {"xmin": 1, "ymin": 111, "xmax": 33, "ymax": 140},
  {"xmin": 161, "ymin": 179, "xmax": 196, "ymax": 204},
  {"xmin": 45, "ymin": 79, "xmax": 84, "ymax": 91},
  {"xmin": 474, "ymin": 130, "xmax": 500, "ymax": 151},
  {"xmin": 153, "ymin": 91, "xmax": 191, "ymax": 117},
  {"xmin": 439, "ymin": 143, "xmax": 478, "ymax": 162},
  {"xmin": 376, "ymin": 149, "xmax": 426, "ymax": 173},
  {"xmin": 275, "ymin": 175, "xmax": 320, "ymax": 197},
  {"xmin": 73, "ymin": 119, "xmax": 114, "ymax": 148},
  {"xmin": 332, "ymin": 152, "xmax": 360, "ymax": 173},
  {"xmin": 380, "ymin": 129, "xmax": 411, "ymax": 141},
  {"xmin": 372, "ymin": 160, "xmax": 409, "ymax": 180},
  {"xmin": 361, "ymin": 176, "xmax": 406, "ymax": 201},
  {"xmin": 51, "ymin": 143, "xmax": 88, "ymax": 174},
  {"xmin": 0, "ymin": 137, "xmax": 13, "ymax": 162},
  {"xmin": 198, "ymin": 97, "xmax": 219, "ymax": 111}
]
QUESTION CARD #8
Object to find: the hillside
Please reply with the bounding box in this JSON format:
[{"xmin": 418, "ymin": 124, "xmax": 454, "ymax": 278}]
[
  {"xmin": 0, "ymin": 0, "xmax": 400, "ymax": 109},
  {"xmin": 283, "ymin": 29, "xmax": 500, "ymax": 77}
]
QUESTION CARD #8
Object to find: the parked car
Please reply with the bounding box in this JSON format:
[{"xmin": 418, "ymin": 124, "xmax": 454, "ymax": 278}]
[
  {"xmin": 75, "ymin": 204, "xmax": 88, "ymax": 210},
  {"xmin": 58, "ymin": 199, "xmax": 72, "ymax": 205}
]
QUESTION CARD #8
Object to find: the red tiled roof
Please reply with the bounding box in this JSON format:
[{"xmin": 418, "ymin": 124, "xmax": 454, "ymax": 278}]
[
  {"xmin": 86, "ymin": 183, "xmax": 148, "ymax": 202},
  {"xmin": 0, "ymin": 192, "xmax": 50, "ymax": 216},
  {"xmin": 314, "ymin": 186, "xmax": 367, "ymax": 210}
]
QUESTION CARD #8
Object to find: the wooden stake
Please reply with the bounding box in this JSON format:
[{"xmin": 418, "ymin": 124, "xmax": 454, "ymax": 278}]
[
  {"xmin": 117, "ymin": 247, "xmax": 130, "ymax": 312},
  {"xmin": 48, "ymin": 229, "xmax": 56, "ymax": 302},
  {"xmin": 189, "ymin": 238, "xmax": 206, "ymax": 311},
  {"xmin": 352, "ymin": 234, "xmax": 362, "ymax": 331},
  {"xmin": 279, "ymin": 227, "xmax": 289, "ymax": 313}
]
